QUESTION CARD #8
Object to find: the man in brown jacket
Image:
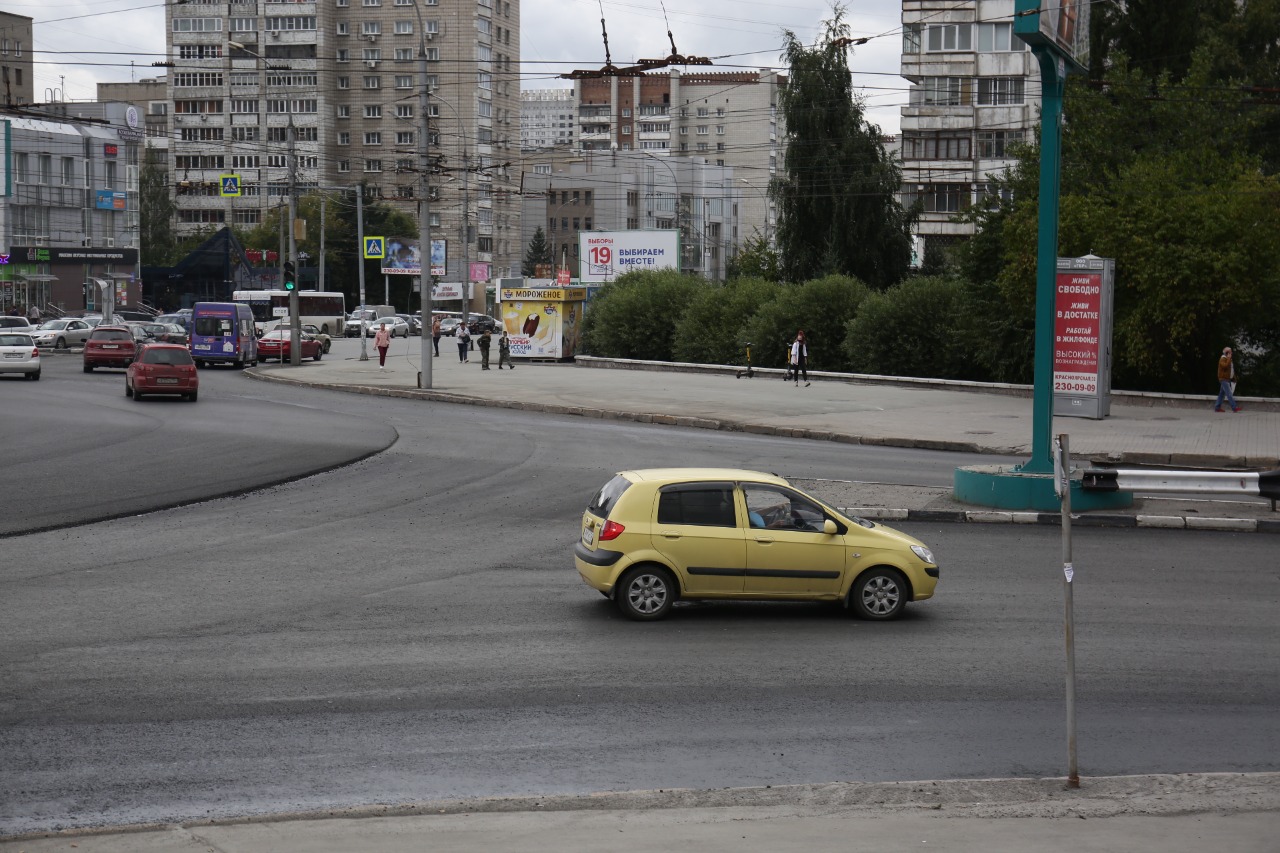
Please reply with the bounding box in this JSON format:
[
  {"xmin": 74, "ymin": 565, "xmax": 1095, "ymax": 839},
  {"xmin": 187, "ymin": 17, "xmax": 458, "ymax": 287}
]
[{"xmin": 1213, "ymin": 347, "xmax": 1241, "ymax": 412}]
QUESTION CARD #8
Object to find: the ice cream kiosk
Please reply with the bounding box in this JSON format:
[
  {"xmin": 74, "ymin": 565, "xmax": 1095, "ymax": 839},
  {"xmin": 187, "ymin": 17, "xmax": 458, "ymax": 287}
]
[{"xmin": 498, "ymin": 283, "xmax": 586, "ymax": 361}]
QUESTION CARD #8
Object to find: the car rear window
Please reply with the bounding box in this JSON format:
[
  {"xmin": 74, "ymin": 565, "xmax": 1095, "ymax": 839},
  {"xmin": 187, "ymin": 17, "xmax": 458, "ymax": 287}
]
[
  {"xmin": 0, "ymin": 334, "xmax": 32, "ymax": 346},
  {"xmin": 587, "ymin": 475, "xmax": 632, "ymax": 518},
  {"xmin": 142, "ymin": 348, "xmax": 194, "ymax": 365},
  {"xmin": 0, "ymin": 318, "xmax": 31, "ymax": 329},
  {"xmin": 657, "ymin": 484, "xmax": 736, "ymax": 527},
  {"xmin": 91, "ymin": 329, "xmax": 131, "ymax": 341}
]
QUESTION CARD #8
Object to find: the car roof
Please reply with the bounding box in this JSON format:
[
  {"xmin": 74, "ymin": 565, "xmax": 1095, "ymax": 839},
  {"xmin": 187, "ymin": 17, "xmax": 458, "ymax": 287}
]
[{"xmin": 619, "ymin": 468, "xmax": 790, "ymax": 486}]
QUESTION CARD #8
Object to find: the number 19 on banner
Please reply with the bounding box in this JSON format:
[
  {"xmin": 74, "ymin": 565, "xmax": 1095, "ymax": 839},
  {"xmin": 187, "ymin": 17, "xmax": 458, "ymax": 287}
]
[{"xmin": 589, "ymin": 246, "xmax": 611, "ymax": 267}]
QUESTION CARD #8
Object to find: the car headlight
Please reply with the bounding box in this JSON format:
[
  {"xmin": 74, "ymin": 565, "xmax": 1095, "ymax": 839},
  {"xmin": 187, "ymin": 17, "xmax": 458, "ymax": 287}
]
[{"xmin": 910, "ymin": 545, "xmax": 935, "ymax": 564}]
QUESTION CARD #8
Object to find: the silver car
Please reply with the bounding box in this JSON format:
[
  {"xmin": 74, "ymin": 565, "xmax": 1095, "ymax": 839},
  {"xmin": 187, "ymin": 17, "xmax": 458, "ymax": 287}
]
[
  {"xmin": 0, "ymin": 332, "xmax": 41, "ymax": 379},
  {"xmin": 31, "ymin": 318, "xmax": 94, "ymax": 349}
]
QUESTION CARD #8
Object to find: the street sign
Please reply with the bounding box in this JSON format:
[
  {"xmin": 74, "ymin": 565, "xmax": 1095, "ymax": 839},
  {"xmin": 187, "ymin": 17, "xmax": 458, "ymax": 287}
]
[
  {"xmin": 219, "ymin": 174, "xmax": 241, "ymax": 197},
  {"xmin": 364, "ymin": 237, "xmax": 385, "ymax": 259}
]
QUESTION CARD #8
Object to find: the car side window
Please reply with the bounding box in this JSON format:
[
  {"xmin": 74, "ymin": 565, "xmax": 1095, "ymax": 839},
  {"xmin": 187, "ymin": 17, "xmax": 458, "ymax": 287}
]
[
  {"xmin": 742, "ymin": 485, "xmax": 826, "ymax": 532},
  {"xmin": 656, "ymin": 484, "xmax": 736, "ymax": 527}
]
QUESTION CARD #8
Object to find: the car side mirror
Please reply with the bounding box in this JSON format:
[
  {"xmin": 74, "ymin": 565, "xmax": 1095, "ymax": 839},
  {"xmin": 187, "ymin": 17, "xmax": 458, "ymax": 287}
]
[{"xmin": 823, "ymin": 518, "xmax": 838, "ymax": 535}]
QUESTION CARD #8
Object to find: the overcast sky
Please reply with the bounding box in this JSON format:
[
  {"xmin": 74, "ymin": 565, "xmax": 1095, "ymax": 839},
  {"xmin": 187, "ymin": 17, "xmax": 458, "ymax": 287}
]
[{"xmin": 19, "ymin": 0, "xmax": 909, "ymax": 134}]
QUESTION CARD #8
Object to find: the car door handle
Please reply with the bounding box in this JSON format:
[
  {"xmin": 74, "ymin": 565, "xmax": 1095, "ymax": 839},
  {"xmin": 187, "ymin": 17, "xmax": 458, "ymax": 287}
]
[
  {"xmin": 753, "ymin": 537, "xmax": 774, "ymax": 544},
  {"xmin": 662, "ymin": 534, "xmax": 682, "ymax": 540}
]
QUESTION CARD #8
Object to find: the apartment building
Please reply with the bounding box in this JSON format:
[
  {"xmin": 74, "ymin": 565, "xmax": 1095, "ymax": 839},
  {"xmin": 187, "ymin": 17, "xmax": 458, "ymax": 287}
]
[
  {"xmin": 520, "ymin": 87, "xmax": 574, "ymax": 150},
  {"xmin": 899, "ymin": 0, "xmax": 1039, "ymax": 258},
  {"xmin": 521, "ymin": 150, "xmax": 739, "ymax": 281},
  {"xmin": 0, "ymin": 103, "xmax": 142, "ymax": 314},
  {"xmin": 573, "ymin": 69, "xmax": 783, "ymax": 247},
  {"xmin": 98, "ymin": 77, "xmax": 172, "ymax": 168},
  {"xmin": 164, "ymin": 0, "xmax": 521, "ymax": 281},
  {"xmin": 0, "ymin": 12, "xmax": 33, "ymax": 107}
]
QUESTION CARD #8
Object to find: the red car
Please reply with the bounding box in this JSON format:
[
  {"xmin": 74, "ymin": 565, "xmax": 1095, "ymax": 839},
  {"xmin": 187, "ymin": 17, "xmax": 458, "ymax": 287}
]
[
  {"xmin": 83, "ymin": 325, "xmax": 142, "ymax": 371},
  {"xmin": 126, "ymin": 344, "xmax": 199, "ymax": 401},
  {"xmin": 257, "ymin": 330, "xmax": 323, "ymax": 362}
]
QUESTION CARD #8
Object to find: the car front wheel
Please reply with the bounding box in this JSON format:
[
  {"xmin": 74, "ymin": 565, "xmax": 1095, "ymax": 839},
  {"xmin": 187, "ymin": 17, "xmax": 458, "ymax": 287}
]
[
  {"xmin": 615, "ymin": 565, "xmax": 676, "ymax": 621},
  {"xmin": 851, "ymin": 567, "xmax": 908, "ymax": 620}
]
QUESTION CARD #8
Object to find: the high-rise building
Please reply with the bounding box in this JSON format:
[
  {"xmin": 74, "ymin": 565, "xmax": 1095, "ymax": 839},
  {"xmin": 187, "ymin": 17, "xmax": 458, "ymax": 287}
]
[
  {"xmin": 520, "ymin": 88, "xmax": 574, "ymax": 150},
  {"xmin": 163, "ymin": 0, "xmax": 521, "ymax": 286},
  {"xmin": 572, "ymin": 69, "xmax": 784, "ymax": 248},
  {"xmin": 0, "ymin": 12, "xmax": 34, "ymax": 107},
  {"xmin": 898, "ymin": 0, "xmax": 1039, "ymax": 259},
  {"xmin": 98, "ymin": 78, "xmax": 172, "ymax": 168}
]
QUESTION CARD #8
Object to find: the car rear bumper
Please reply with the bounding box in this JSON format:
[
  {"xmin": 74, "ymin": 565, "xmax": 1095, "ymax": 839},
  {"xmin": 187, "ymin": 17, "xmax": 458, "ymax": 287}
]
[
  {"xmin": 84, "ymin": 355, "xmax": 134, "ymax": 367},
  {"xmin": 137, "ymin": 379, "xmax": 198, "ymax": 393},
  {"xmin": 0, "ymin": 362, "xmax": 39, "ymax": 373},
  {"xmin": 574, "ymin": 543, "xmax": 626, "ymax": 593}
]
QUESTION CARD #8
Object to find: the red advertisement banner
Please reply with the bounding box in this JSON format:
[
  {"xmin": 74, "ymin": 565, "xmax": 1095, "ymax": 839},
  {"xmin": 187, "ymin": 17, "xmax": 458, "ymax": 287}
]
[{"xmin": 1053, "ymin": 271, "xmax": 1101, "ymax": 396}]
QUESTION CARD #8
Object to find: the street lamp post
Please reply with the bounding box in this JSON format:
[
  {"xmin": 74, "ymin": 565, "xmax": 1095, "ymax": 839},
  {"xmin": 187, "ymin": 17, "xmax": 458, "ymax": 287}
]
[
  {"xmin": 230, "ymin": 39, "xmax": 301, "ymax": 365},
  {"xmin": 411, "ymin": 1, "xmax": 434, "ymax": 388},
  {"xmin": 639, "ymin": 151, "xmax": 680, "ymax": 273}
]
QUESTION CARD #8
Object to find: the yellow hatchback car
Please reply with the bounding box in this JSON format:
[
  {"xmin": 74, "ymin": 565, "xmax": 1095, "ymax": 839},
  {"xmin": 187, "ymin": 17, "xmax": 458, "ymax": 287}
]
[{"xmin": 574, "ymin": 468, "xmax": 939, "ymax": 621}]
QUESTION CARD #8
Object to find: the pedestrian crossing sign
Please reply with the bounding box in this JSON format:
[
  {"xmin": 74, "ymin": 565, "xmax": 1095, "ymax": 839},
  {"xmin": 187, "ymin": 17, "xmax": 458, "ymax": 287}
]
[
  {"xmin": 364, "ymin": 237, "xmax": 385, "ymax": 259},
  {"xmin": 219, "ymin": 174, "xmax": 241, "ymax": 197}
]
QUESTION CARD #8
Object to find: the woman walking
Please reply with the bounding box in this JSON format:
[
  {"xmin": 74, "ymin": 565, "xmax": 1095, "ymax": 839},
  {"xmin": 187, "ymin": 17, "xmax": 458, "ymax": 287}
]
[
  {"xmin": 373, "ymin": 323, "xmax": 392, "ymax": 369},
  {"xmin": 790, "ymin": 330, "xmax": 809, "ymax": 387},
  {"xmin": 456, "ymin": 320, "xmax": 471, "ymax": 363}
]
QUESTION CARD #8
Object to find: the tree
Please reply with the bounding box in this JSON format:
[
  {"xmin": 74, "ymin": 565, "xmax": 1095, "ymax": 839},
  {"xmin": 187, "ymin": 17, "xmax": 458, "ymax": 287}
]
[
  {"xmin": 845, "ymin": 276, "xmax": 971, "ymax": 379},
  {"xmin": 774, "ymin": 4, "xmax": 915, "ymax": 289},
  {"xmin": 672, "ymin": 277, "xmax": 780, "ymax": 365},
  {"xmin": 579, "ymin": 270, "xmax": 706, "ymax": 360},
  {"xmin": 522, "ymin": 226, "xmax": 553, "ymax": 276},
  {"xmin": 138, "ymin": 159, "xmax": 179, "ymax": 266},
  {"xmin": 725, "ymin": 236, "xmax": 782, "ymax": 283},
  {"xmin": 743, "ymin": 274, "xmax": 870, "ymax": 370}
]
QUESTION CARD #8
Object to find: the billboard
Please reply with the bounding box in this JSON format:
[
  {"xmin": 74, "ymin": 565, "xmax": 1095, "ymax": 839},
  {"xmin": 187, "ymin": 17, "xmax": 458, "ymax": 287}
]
[
  {"xmin": 578, "ymin": 230, "xmax": 680, "ymax": 282},
  {"xmin": 381, "ymin": 237, "xmax": 448, "ymax": 276},
  {"xmin": 1053, "ymin": 256, "xmax": 1114, "ymax": 419},
  {"xmin": 1014, "ymin": 0, "xmax": 1090, "ymax": 70}
]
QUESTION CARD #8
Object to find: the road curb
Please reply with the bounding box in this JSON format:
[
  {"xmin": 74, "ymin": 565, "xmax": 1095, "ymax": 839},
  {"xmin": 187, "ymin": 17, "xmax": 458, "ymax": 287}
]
[{"xmin": 844, "ymin": 507, "xmax": 1273, "ymax": 534}]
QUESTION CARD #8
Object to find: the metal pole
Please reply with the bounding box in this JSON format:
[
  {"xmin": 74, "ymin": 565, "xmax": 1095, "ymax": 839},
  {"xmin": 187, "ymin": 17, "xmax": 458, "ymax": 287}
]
[
  {"xmin": 288, "ymin": 116, "xmax": 301, "ymax": 366},
  {"xmin": 1057, "ymin": 433, "xmax": 1079, "ymax": 789},
  {"xmin": 384, "ymin": 274, "xmax": 389, "ymax": 307},
  {"xmin": 319, "ymin": 195, "xmax": 326, "ymax": 292},
  {"xmin": 415, "ymin": 0, "xmax": 434, "ymax": 388},
  {"xmin": 461, "ymin": 147, "xmax": 470, "ymax": 333},
  {"xmin": 356, "ymin": 190, "xmax": 368, "ymax": 361}
]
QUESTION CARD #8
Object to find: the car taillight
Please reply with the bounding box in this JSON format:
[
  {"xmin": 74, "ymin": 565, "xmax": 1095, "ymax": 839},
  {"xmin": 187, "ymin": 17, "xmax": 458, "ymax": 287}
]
[
  {"xmin": 599, "ymin": 520, "xmax": 625, "ymax": 541},
  {"xmin": 31, "ymin": 347, "xmax": 40, "ymax": 358}
]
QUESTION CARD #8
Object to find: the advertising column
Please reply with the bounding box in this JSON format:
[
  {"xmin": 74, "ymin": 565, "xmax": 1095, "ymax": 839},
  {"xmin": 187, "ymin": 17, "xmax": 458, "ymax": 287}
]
[{"xmin": 1052, "ymin": 255, "xmax": 1114, "ymax": 419}]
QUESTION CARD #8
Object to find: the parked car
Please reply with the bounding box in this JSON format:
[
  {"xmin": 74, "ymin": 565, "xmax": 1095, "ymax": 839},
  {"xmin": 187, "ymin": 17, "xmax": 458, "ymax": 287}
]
[
  {"xmin": 364, "ymin": 316, "xmax": 411, "ymax": 338},
  {"xmin": 154, "ymin": 323, "xmax": 191, "ymax": 345},
  {"xmin": 438, "ymin": 317, "xmax": 462, "ymax": 336},
  {"xmin": 0, "ymin": 317, "xmax": 36, "ymax": 333},
  {"xmin": 574, "ymin": 468, "xmax": 940, "ymax": 622},
  {"xmin": 397, "ymin": 313, "xmax": 421, "ymax": 336},
  {"xmin": 83, "ymin": 326, "xmax": 142, "ymax": 371},
  {"xmin": 30, "ymin": 318, "xmax": 94, "ymax": 349},
  {"xmin": 262, "ymin": 320, "xmax": 331, "ymax": 353},
  {"xmin": 467, "ymin": 315, "xmax": 500, "ymax": 334},
  {"xmin": 155, "ymin": 312, "xmax": 192, "ymax": 332},
  {"xmin": 0, "ymin": 332, "xmax": 40, "ymax": 380},
  {"xmin": 126, "ymin": 344, "xmax": 199, "ymax": 401},
  {"xmin": 257, "ymin": 330, "xmax": 324, "ymax": 362}
]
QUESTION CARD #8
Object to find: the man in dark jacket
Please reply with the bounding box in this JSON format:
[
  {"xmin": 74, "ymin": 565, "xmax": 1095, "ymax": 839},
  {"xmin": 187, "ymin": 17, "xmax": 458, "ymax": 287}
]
[{"xmin": 477, "ymin": 328, "xmax": 492, "ymax": 369}]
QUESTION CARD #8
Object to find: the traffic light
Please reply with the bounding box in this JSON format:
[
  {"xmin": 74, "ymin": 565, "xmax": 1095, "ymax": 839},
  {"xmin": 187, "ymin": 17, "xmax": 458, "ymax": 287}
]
[{"xmin": 283, "ymin": 261, "xmax": 296, "ymax": 291}]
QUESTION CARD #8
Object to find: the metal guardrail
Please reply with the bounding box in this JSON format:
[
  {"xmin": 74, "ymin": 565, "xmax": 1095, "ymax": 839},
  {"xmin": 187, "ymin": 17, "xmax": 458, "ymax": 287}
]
[{"xmin": 1082, "ymin": 467, "xmax": 1280, "ymax": 509}]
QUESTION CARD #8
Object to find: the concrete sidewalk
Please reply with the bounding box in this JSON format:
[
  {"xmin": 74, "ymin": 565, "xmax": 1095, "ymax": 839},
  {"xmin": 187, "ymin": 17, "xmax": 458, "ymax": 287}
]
[
  {"xmin": 249, "ymin": 339, "xmax": 1280, "ymax": 531},
  {"xmin": 5, "ymin": 774, "xmax": 1278, "ymax": 852}
]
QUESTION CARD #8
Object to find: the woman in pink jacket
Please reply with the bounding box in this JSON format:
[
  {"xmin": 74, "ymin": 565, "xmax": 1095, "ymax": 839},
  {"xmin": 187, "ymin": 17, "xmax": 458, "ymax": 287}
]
[{"xmin": 373, "ymin": 324, "xmax": 392, "ymax": 369}]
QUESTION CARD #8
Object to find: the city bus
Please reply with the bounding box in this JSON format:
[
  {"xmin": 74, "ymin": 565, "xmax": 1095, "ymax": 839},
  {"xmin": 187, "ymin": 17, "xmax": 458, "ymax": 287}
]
[{"xmin": 231, "ymin": 290, "xmax": 347, "ymax": 337}]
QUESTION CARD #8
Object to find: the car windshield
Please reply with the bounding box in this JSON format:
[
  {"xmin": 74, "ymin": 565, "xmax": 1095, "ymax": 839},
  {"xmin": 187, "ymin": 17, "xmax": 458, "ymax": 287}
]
[
  {"xmin": 142, "ymin": 348, "xmax": 194, "ymax": 365},
  {"xmin": 0, "ymin": 334, "xmax": 32, "ymax": 346},
  {"xmin": 37, "ymin": 320, "xmax": 68, "ymax": 330},
  {"xmin": 587, "ymin": 475, "xmax": 632, "ymax": 518}
]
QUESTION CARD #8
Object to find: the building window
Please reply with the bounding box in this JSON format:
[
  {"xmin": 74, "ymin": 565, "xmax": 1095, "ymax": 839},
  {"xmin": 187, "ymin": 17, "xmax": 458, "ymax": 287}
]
[
  {"xmin": 905, "ymin": 183, "xmax": 967, "ymax": 213},
  {"xmin": 364, "ymin": 105, "xmax": 382, "ymax": 118},
  {"xmin": 362, "ymin": 21, "xmax": 381, "ymax": 34},
  {"xmin": 396, "ymin": 131, "xmax": 414, "ymax": 144},
  {"xmin": 903, "ymin": 131, "xmax": 972, "ymax": 160},
  {"xmin": 696, "ymin": 107, "xmax": 708, "ymax": 117},
  {"xmin": 396, "ymin": 104, "xmax": 413, "ymax": 118},
  {"xmin": 337, "ymin": 49, "xmax": 350, "ymax": 62},
  {"xmin": 976, "ymin": 130, "xmax": 1025, "ymax": 158},
  {"xmin": 365, "ymin": 159, "xmax": 383, "ymax": 172},
  {"xmin": 338, "ymin": 131, "xmax": 351, "ymax": 145},
  {"xmin": 977, "ymin": 22, "xmax": 1025, "ymax": 52},
  {"xmin": 395, "ymin": 75, "xmax": 412, "ymax": 88},
  {"xmin": 918, "ymin": 77, "xmax": 971, "ymax": 106},
  {"xmin": 172, "ymin": 18, "xmax": 222, "ymax": 31},
  {"xmin": 338, "ymin": 160, "xmax": 351, "ymax": 172},
  {"xmin": 229, "ymin": 17, "xmax": 255, "ymax": 32},
  {"xmin": 336, "ymin": 22, "xmax": 349, "ymax": 34},
  {"xmin": 926, "ymin": 23, "xmax": 971, "ymax": 51},
  {"xmin": 364, "ymin": 76, "xmax": 381, "ymax": 89},
  {"xmin": 395, "ymin": 48, "xmax": 413, "ymax": 60},
  {"xmin": 394, "ymin": 20, "xmax": 413, "ymax": 33},
  {"xmin": 338, "ymin": 76, "xmax": 350, "ymax": 88},
  {"xmin": 363, "ymin": 132, "xmax": 381, "ymax": 145},
  {"xmin": 977, "ymin": 77, "xmax": 1025, "ymax": 105},
  {"xmin": 337, "ymin": 105, "xmax": 351, "ymax": 118},
  {"xmin": 265, "ymin": 16, "xmax": 317, "ymax": 30}
]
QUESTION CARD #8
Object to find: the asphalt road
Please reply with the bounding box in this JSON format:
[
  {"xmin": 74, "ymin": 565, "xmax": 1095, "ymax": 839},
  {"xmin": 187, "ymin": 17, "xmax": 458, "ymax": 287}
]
[{"xmin": 1, "ymin": 357, "xmax": 1276, "ymax": 836}]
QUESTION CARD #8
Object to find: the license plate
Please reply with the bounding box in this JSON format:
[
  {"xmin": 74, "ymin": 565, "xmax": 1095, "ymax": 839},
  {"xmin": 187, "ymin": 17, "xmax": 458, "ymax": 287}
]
[
  {"xmin": 102, "ymin": 344, "xmax": 119, "ymax": 349},
  {"xmin": 157, "ymin": 377, "xmax": 179, "ymax": 384},
  {"xmin": 581, "ymin": 525, "xmax": 595, "ymax": 546},
  {"xmin": 4, "ymin": 353, "xmax": 21, "ymax": 359}
]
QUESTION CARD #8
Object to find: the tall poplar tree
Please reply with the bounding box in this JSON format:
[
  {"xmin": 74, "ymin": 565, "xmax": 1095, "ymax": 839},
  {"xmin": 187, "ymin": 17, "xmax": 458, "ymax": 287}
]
[{"xmin": 774, "ymin": 5, "xmax": 914, "ymax": 288}]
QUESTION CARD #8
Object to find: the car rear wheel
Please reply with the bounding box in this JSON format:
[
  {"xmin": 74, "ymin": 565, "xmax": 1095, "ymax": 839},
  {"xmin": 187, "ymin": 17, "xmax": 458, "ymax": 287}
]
[
  {"xmin": 30, "ymin": 371, "xmax": 40, "ymax": 381},
  {"xmin": 133, "ymin": 387, "xmax": 145, "ymax": 401},
  {"xmin": 615, "ymin": 565, "xmax": 676, "ymax": 621},
  {"xmin": 187, "ymin": 390, "xmax": 198, "ymax": 402},
  {"xmin": 83, "ymin": 364, "xmax": 93, "ymax": 373},
  {"xmin": 850, "ymin": 567, "xmax": 908, "ymax": 620}
]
